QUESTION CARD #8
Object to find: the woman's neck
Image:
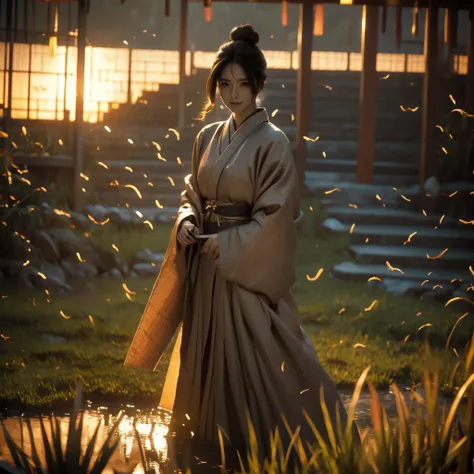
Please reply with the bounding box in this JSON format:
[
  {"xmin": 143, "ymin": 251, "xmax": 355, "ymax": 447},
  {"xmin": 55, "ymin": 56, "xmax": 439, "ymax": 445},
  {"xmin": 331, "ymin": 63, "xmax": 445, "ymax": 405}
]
[{"xmin": 232, "ymin": 102, "xmax": 258, "ymax": 129}]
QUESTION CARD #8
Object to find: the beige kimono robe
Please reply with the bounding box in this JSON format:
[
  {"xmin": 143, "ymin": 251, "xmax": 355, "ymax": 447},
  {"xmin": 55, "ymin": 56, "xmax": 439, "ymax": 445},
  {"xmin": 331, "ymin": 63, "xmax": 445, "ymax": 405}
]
[{"xmin": 125, "ymin": 107, "xmax": 358, "ymax": 459}]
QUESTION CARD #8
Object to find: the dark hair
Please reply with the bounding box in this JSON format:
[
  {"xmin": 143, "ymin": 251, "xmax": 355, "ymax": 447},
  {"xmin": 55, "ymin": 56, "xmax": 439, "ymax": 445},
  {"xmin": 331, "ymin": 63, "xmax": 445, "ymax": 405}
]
[{"xmin": 195, "ymin": 24, "xmax": 267, "ymax": 121}]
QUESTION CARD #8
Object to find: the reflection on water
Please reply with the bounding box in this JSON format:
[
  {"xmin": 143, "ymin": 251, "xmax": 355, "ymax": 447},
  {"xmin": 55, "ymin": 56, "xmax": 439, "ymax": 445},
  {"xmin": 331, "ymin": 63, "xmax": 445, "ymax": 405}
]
[{"xmin": 0, "ymin": 388, "xmax": 448, "ymax": 473}]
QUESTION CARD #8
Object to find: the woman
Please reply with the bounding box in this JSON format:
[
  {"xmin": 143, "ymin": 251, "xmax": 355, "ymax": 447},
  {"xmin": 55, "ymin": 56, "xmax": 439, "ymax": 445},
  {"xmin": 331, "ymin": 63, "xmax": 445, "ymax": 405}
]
[{"xmin": 125, "ymin": 24, "xmax": 360, "ymax": 467}]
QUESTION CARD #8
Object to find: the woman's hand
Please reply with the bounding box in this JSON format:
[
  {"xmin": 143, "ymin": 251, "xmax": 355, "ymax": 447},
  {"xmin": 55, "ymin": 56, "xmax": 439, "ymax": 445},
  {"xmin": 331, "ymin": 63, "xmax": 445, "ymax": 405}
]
[
  {"xmin": 177, "ymin": 220, "xmax": 198, "ymax": 247},
  {"xmin": 201, "ymin": 234, "xmax": 219, "ymax": 261}
]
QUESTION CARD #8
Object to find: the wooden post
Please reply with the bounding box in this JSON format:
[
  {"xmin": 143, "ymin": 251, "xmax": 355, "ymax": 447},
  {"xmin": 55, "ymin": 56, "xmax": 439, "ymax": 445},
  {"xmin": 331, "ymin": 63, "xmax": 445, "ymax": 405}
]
[
  {"xmin": 178, "ymin": 0, "xmax": 188, "ymax": 130},
  {"xmin": 127, "ymin": 47, "xmax": 133, "ymax": 105},
  {"xmin": 3, "ymin": 0, "xmax": 14, "ymax": 136},
  {"xmin": 444, "ymin": 8, "xmax": 457, "ymax": 77},
  {"xmin": 356, "ymin": 5, "xmax": 379, "ymax": 184},
  {"xmin": 420, "ymin": 4, "xmax": 439, "ymax": 194},
  {"xmin": 73, "ymin": 0, "xmax": 87, "ymax": 212},
  {"xmin": 467, "ymin": 8, "xmax": 474, "ymax": 115},
  {"xmin": 294, "ymin": 0, "xmax": 313, "ymax": 189}
]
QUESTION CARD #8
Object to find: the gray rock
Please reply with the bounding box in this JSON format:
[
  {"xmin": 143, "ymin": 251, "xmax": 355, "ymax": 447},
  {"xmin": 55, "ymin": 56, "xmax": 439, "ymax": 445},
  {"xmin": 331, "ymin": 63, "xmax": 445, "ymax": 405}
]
[
  {"xmin": 83, "ymin": 204, "xmax": 109, "ymax": 222},
  {"xmin": 423, "ymin": 284, "xmax": 455, "ymax": 301},
  {"xmin": 62, "ymin": 259, "xmax": 99, "ymax": 278},
  {"xmin": 382, "ymin": 278, "xmax": 426, "ymax": 297},
  {"xmin": 322, "ymin": 218, "xmax": 347, "ymax": 232},
  {"xmin": 134, "ymin": 248, "xmax": 165, "ymax": 265},
  {"xmin": 39, "ymin": 262, "xmax": 67, "ymax": 283},
  {"xmin": 20, "ymin": 265, "xmax": 71, "ymax": 292},
  {"xmin": 367, "ymin": 279, "xmax": 385, "ymax": 293},
  {"xmin": 0, "ymin": 259, "xmax": 24, "ymax": 278},
  {"xmin": 70, "ymin": 212, "xmax": 93, "ymax": 232},
  {"xmin": 129, "ymin": 270, "xmax": 139, "ymax": 278},
  {"xmin": 131, "ymin": 263, "xmax": 160, "ymax": 277},
  {"xmin": 103, "ymin": 268, "xmax": 123, "ymax": 279},
  {"xmin": 424, "ymin": 176, "xmax": 440, "ymax": 195},
  {"xmin": 45, "ymin": 228, "xmax": 86, "ymax": 258},
  {"xmin": 31, "ymin": 230, "xmax": 60, "ymax": 262}
]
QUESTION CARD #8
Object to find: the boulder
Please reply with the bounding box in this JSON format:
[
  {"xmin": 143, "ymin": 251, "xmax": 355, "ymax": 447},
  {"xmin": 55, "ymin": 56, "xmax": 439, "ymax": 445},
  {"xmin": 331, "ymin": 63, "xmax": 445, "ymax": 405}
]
[
  {"xmin": 382, "ymin": 278, "xmax": 426, "ymax": 297},
  {"xmin": 131, "ymin": 263, "xmax": 160, "ymax": 277},
  {"xmin": 31, "ymin": 230, "xmax": 60, "ymax": 262}
]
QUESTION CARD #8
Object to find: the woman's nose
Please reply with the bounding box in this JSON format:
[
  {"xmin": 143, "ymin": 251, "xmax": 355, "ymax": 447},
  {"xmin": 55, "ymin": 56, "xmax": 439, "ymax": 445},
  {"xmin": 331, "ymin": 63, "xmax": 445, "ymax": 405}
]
[{"xmin": 231, "ymin": 85, "xmax": 239, "ymax": 99}]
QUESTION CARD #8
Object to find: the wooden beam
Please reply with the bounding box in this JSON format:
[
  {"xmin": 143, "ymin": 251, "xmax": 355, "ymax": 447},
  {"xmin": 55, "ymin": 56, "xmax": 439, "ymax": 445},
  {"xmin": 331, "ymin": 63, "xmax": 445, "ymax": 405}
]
[
  {"xmin": 73, "ymin": 0, "xmax": 87, "ymax": 212},
  {"xmin": 178, "ymin": 0, "xmax": 188, "ymax": 130},
  {"xmin": 419, "ymin": 3, "xmax": 439, "ymax": 194},
  {"xmin": 444, "ymin": 8, "xmax": 457, "ymax": 77},
  {"xmin": 467, "ymin": 7, "xmax": 474, "ymax": 114},
  {"xmin": 294, "ymin": 0, "xmax": 313, "ymax": 188},
  {"xmin": 356, "ymin": 5, "xmax": 379, "ymax": 184}
]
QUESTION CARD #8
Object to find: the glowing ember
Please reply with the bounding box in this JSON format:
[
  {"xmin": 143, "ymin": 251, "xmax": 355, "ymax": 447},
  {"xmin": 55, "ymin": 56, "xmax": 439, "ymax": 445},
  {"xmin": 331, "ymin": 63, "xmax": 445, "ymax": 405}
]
[
  {"xmin": 60, "ymin": 310, "xmax": 71, "ymax": 319},
  {"xmin": 306, "ymin": 268, "xmax": 323, "ymax": 281},
  {"xmin": 364, "ymin": 300, "xmax": 378, "ymax": 311}
]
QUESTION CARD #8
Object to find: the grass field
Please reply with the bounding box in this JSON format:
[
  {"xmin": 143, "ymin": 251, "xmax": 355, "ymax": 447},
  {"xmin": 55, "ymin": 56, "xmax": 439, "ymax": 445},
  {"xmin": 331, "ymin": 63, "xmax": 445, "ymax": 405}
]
[{"xmin": 0, "ymin": 197, "xmax": 471, "ymax": 409}]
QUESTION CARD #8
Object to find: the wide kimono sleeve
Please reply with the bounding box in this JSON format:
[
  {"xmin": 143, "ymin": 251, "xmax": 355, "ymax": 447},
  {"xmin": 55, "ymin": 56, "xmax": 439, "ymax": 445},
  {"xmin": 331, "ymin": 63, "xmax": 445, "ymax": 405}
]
[
  {"xmin": 175, "ymin": 128, "xmax": 205, "ymax": 232},
  {"xmin": 217, "ymin": 135, "xmax": 301, "ymax": 304}
]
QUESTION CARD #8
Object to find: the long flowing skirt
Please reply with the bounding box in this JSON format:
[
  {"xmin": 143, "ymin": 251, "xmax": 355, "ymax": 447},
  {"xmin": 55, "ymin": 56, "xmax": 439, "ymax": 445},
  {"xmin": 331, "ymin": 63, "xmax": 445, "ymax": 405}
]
[{"xmin": 167, "ymin": 251, "xmax": 359, "ymax": 466}]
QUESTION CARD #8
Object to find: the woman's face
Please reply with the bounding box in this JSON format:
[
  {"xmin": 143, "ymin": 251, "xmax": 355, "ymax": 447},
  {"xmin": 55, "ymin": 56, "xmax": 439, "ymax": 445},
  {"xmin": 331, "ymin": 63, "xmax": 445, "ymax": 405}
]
[{"xmin": 217, "ymin": 63, "xmax": 256, "ymax": 115}]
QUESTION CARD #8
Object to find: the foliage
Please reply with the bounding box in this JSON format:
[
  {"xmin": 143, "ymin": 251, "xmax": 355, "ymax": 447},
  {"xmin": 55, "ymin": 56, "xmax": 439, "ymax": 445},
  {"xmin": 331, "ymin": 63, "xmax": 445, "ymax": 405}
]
[{"xmin": 1, "ymin": 381, "xmax": 125, "ymax": 474}]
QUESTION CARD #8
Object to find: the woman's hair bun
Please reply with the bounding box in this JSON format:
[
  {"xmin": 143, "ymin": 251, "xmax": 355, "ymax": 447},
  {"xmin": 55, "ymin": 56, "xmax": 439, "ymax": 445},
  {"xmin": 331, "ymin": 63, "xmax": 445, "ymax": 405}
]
[{"xmin": 230, "ymin": 24, "xmax": 259, "ymax": 46}]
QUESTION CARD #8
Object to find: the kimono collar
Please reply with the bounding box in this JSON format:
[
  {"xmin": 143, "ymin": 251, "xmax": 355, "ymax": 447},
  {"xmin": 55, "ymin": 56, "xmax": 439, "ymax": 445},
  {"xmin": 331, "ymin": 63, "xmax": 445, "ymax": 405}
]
[{"xmin": 220, "ymin": 107, "xmax": 269, "ymax": 153}]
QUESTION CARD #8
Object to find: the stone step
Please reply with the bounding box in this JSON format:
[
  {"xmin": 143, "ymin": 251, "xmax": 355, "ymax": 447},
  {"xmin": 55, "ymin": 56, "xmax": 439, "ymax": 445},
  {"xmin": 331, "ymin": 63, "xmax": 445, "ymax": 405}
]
[
  {"xmin": 348, "ymin": 244, "xmax": 474, "ymax": 270},
  {"xmin": 322, "ymin": 206, "xmax": 459, "ymax": 228},
  {"xmin": 306, "ymin": 158, "xmax": 419, "ymax": 176},
  {"xmin": 331, "ymin": 261, "xmax": 473, "ymax": 285},
  {"xmin": 323, "ymin": 219, "xmax": 474, "ymax": 248},
  {"xmin": 305, "ymin": 171, "xmax": 417, "ymax": 186}
]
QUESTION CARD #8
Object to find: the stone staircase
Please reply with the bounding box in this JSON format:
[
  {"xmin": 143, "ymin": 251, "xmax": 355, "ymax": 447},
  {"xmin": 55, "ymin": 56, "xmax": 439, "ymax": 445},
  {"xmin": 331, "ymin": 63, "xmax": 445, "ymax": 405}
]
[
  {"xmin": 84, "ymin": 68, "xmax": 441, "ymax": 209},
  {"xmin": 310, "ymin": 180, "xmax": 474, "ymax": 291}
]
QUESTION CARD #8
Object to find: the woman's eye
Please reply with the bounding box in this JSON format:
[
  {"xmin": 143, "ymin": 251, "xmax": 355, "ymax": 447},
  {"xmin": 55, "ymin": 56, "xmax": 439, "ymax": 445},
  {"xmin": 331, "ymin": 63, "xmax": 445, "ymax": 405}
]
[
  {"xmin": 241, "ymin": 82, "xmax": 249, "ymax": 87},
  {"xmin": 221, "ymin": 83, "xmax": 229, "ymax": 88}
]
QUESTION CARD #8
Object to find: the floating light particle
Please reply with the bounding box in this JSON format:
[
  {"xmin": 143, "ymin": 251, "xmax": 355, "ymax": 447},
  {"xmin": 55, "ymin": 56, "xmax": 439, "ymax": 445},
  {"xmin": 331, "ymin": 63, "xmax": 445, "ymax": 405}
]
[
  {"xmin": 400, "ymin": 194, "xmax": 411, "ymax": 202},
  {"xmin": 125, "ymin": 166, "xmax": 133, "ymax": 172},
  {"xmin": 87, "ymin": 215, "xmax": 110, "ymax": 225},
  {"xmin": 325, "ymin": 188, "xmax": 340, "ymax": 195},
  {"xmin": 442, "ymin": 147, "xmax": 448, "ymax": 155},
  {"xmin": 123, "ymin": 40, "xmax": 129, "ymax": 45},
  {"xmin": 449, "ymin": 94, "xmax": 456, "ymax": 105},
  {"xmin": 80, "ymin": 173, "xmax": 89, "ymax": 181},
  {"xmin": 0, "ymin": 334, "xmax": 10, "ymax": 340},
  {"xmin": 322, "ymin": 151, "xmax": 327, "ymax": 158},
  {"xmin": 300, "ymin": 388, "xmax": 310, "ymax": 394},
  {"xmin": 186, "ymin": 102, "xmax": 193, "ymax": 107},
  {"xmin": 21, "ymin": 126, "xmax": 27, "ymax": 135},
  {"xmin": 281, "ymin": 361, "xmax": 285, "ymax": 372},
  {"xmin": 60, "ymin": 310, "xmax": 71, "ymax": 319},
  {"xmin": 144, "ymin": 220, "xmax": 154, "ymax": 230},
  {"xmin": 364, "ymin": 300, "xmax": 378, "ymax": 311},
  {"xmin": 157, "ymin": 153, "xmax": 167, "ymax": 162},
  {"xmin": 168, "ymin": 128, "xmax": 180, "ymax": 140},
  {"xmin": 422, "ymin": 209, "xmax": 427, "ymax": 216},
  {"xmin": 122, "ymin": 283, "xmax": 136, "ymax": 295},
  {"xmin": 127, "ymin": 138, "xmax": 134, "ymax": 145},
  {"xmin": 291, "ymin": 114, "xmax": 295, "ymax": 122},
  {"xmin": 23, "ymin": 260, "xmax": 30, "ymax": 266},
  {"xmin": 445, "ymin": 297, "xmax": 474, "ymax": 307},
  {"xmin": 418, "ymin": 323, "xmax": 433, "ymax": 331},
  {"xmin": 381, "ymin": 74, "xmax": 390, "ymax": 80},
  {"xmin": 353, "ymin": 343, "xmax": 366, "ymax": 348},
  {"xmin": 98, "ymin": 161, "xmax": 108, "ymax": 169},
  {"xmin": 124, "ymin": 184, "xmax": 142, "ymax": 199},
  {"xmin": 350, "ymin": 223, "xmax": 356, "ymax": 234},
  {"xmin": 282, "ymin": 84, "xmax": 285, "ymax": 89},
  {"xmin": 376, "ymin": 194, "xmax": 382, "ymax": 200},
  {"xmin": 306, "ymin": 268, "xmax": 324, "ymax": 281},
  {"xmin": 76, "ymin": 252, "xmax": 86, "ymax": 262},
  {"xmin": 125, "ymin": 293, "xmax": 133, "ymax": 301},
  {"xmin": 135, "ymin": 210, "xmax": 143, "ymax": 218},
  {"xmin": 20, "ymin": 178, "xmax": 31, "ymax": 185},
  {"xmin": 368, "ymin": 276, "xmax": 382, "ymax": 282},
  {"xmin": 88, "ymin": 315, "xmax": 95, "ymax": 326},
  {"xmin": 448, "ymin": 191, "xmax": 458, "ymax": 197},
  {"xmin": 155, "ymin": 200, "xmax": 163, "ymax": 209},
  {"xmin": 469, "ymin": 266, "xmax": 474, "ymax": 276},
  {"xmin": 303, "ymin": 136, "xmax": 319, "ymax": 142},
  {"xmin": 112, "ymin": 244, "xmax": 119, "ymax": 252},
  {"xmin": 349, "ymin": 204, "xmax": 358, "ymax": 209},
  {"xmin": 168, "ymin": 176, "xmax": 175, "ymax": 186},
  {"xmin": 177, "ymin": 157, "xmax": 183, "ymax": 166},
  {"xmin": 459, "ymin": 219, "xmax": 474, "ymax": 225},
  {"xmin": 271, "ymin": 109, "xmax": 279, "ymax": 117},
  {"xmin": 436, "ymin": 125, "xmax": 444, "ymax": 132},
  {"xmin": 104, "ymin": 126, "xmax": 111, "ymax": 133},
  {"xmin": 426, "ymin": 248, "xmax": 448, "ymax": 260},
  {"xmin": 38, "ymin": 272, "xmax": 47, "ymax": 279},
  {"xmin": 58, "ymin": 139, "xmax": 64, "ymax": 146},
  {"xmin": 386, "ymin": 261, "xmax": 404, "ymax": 274}
]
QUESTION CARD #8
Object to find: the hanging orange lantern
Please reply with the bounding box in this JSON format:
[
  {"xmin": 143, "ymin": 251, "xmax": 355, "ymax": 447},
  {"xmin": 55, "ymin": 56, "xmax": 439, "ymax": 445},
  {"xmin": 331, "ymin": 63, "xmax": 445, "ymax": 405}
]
[
  {"xmin": 204, "ymin": 0, "xmax": 212, "ymax": 22},
  {"xmin": 281, "ymin": 0, "xmax": 288, "ymax": 27},
  {"xmin": 412, "ymin": 6, "xmax": 420, "ymax": 36},
  {"xmin": 313, "ymin": 4, "xmax": 324, "ymax": 36}
]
